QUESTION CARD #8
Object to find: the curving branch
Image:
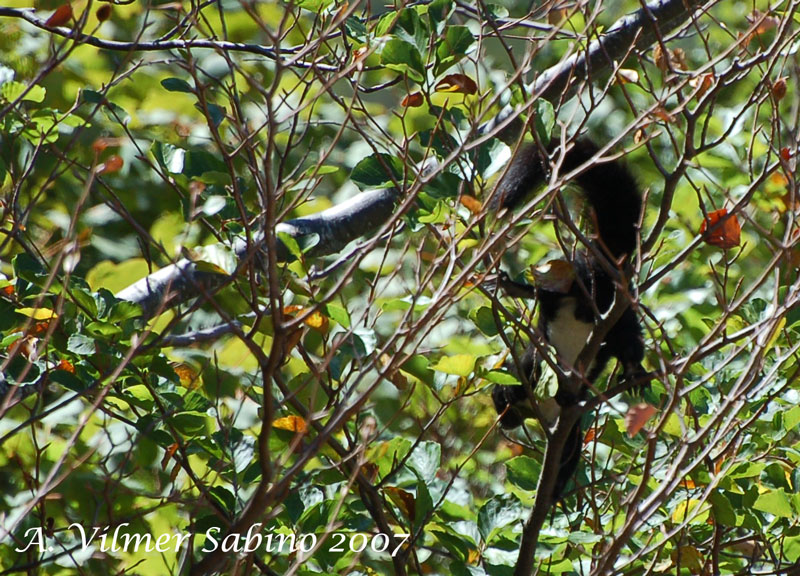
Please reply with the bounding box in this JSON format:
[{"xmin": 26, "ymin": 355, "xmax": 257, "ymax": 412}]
[
  {"xmin": 482, "ymin": 0, "xmax": 704, "ymax": 139},
  {"xmin": 0, "ymin": 7, "xmax": 338, "ymax": 72},
  {"xmin": 116, "ymin": 187, "xmax": 400, "ymax": 318}
]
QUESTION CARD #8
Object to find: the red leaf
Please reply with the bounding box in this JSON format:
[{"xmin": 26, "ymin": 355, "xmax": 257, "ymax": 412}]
[
  {"xmin": 45, "ymin": 4, "xmax": 73, "ymax": 27},
  {"xmin": 700, "ymin": 208, "xmax": 741, "ymax": 249}
]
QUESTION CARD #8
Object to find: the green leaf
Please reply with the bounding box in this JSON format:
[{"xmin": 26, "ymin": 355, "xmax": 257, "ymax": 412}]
[
  {"xmin": 161, "ymin": 78, "xmax": 194, "ymax": 93},
  {"xmin": 710, "ymin": 490, "xmax": 737, "ymax": 526},
  {"xmin": 295, "ymin": 0, "xmax": 335, "ymax": 10},
  {"xmin": 324, "ymin": 303, "xmax": 350, "ymax": 328},
  {"xmin": 414, "ymin": 479, "xmax": 434, "ymax": 527},
  {"xmin": 68, "ymin": 334, "xmax": 96, "ymax": 356},
  {"xmin": 431, "ymin": 354, "xmax": 476, "ymax": 376},
  {"xmin": 784, "ymin": 405, "xmax": 800, "ymax": 431},
  {"xmin": 208, "ymin": 486, "xmax": 236, "ymax": 515},
  {"xmin": 86, "ymin": 259, "xmax": 150, "ymax": 293},
  {"xmin": 435, "ymin": 26, "xmax": 474, "ymax": 73},
  {"xmin": 351, "ymin": 153, "xmax": 404, "ymax": 189},
  {"xmin": 71, "ymin": 287, "xmax": 98, "ymax": 318},
  {"xmin": 753, "ymin": 489, "xmax": 794, "ymax": 518},
  {"xmin": 108, "ymin": 300, "xmax": 142, "ymax": 323},
  {"xmin": 407, "ymin": 442, "xmax": 441, "ymax": 485},
  {"xmin": 371, "ymin": 437, "xmax": 412, "ymax": 479},
  {"xmin": 122, "ymin": 384, "xmax": 155, "ymax": 407},
  {"xmin": 169, "ymin": 411, "xmax": 209, "ymax": 436},
  {"xmin": 401, "ymin": 355, "xmax": 435, "ymax": 386},
  {"xmin": 277, "ymin": 230, "xmax": 319, "ymax": 259},
  {"xmin": 483, "ymin": 370, "xmax": 519, "ymax": 385},
  {"xmin": 477, "ymin": 494, "xmax": 524, "ymax": 543},
  {"xmin": 505, "ymin": 456, "xmax": 541, "ymax": 491},
  {"xmin": 191, "ymin": 243, "xmax": 237, "ymax": 275},
  {"xmin": 152, "ymin": 141, "xmax": 186, "ymax": 174},
  {"xmin": 533, "ymin": 99, "xmax": 555, "ymax": 143},
  {"xmin": 469, "ymin": 306, "xmax": 500, "ymax": 337},
  {"xmin": 0, "ymin": 81, "xmax": 46, "ymax": 103},
  {"xmin": 86, "ymin": 321, "xmax": 123, "ymax": 338},
  {"xmin": 196, "ymin": 102, "xmax": 226, "ymax": 128},
  {"xmin": 381, "ymin": 39, "xmax": 426, "ymax": 83}
]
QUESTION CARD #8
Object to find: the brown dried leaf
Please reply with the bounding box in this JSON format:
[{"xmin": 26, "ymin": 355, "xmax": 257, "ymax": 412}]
[
  {"xmin": 689, "ymin": 73, "xmax": 714, "ymax": 99},
  {"xmin": 385, "ymin": 486, "xmax": 416, "ymax": 520},
  {"xmin": 625, "ymin": 403, "xmax": 657, "ymax": 437},
  {"xmin": 435, "ymin": 74, "xmax": 478, "ymax": 95},
  {"xmin": 771, "ymin": 77, "xmax": 787, "ymax": 102},
  {"xmin": 96, "ymin": 3, "xmax": 112, "ymax": 22},
  {"xmin": 402, "ymin": 92, "xmax": 424, "ymax": 107}
]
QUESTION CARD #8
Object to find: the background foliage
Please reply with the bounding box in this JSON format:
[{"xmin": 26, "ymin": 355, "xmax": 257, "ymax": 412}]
[{"xmin": 1, "ymin": 0, "xmax": 800, "ymax": 575}]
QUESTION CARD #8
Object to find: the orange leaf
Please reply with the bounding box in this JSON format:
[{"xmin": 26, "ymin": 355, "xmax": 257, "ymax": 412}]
[
  {"xmin": 161, "ymin": 443, "xmax": 179, "ymax": 470},
  {"xmin": 435, "ymin": 74, "xmax": 478, "ymax": 95},
  {"xmin": 402, "ymin": 92, "xmax": 424, "ymax": 107},
  {"xmin": 700, "ymin": 208, "xmax": 741, "ymax": 249},
  {"xmin": 625, "ymin": 403, "xmax": 657, "ymax": 437},
  {"xmin": 92, "ymin": 137, "xmax": 121, "ymax": 153},
  {"xmin": 56, "ymin": 358, "xmax": 75, "ymax": 373},
  {"xmin": 1, "ymin": 285, "xmax": 14, "ymax": 297},
  {"xmin": 45, "ymin": 4, "xmax": 73, "ymax": 27},
  {"xmin": 689, "ymin": 73, "xmax": 714, "ymax": 99},
  {"xmin": 283, "ymin": 305, "xmax": 303, "ymax": 316},
  {"xmin": 97, "ymin": 155, "xmax": 124, "ymax": 174},
  {"xmin": 459, "ymin": 195, "xmax": 481, "ymax": 215},
  {"xmin": 96, "ymin": 4, "xmax": 112, "ymax": 21},
  {"xmin": 29, "ymin": 321, "xmax": 51, "ymax": 336},
  {"xmin": 272, "ymin": 415, "xmax": 307, "ymax": 433},
  {"xmin": 583, "ymin": 427, "xmax": 596, "ymax": 444},
  {"xmin": 173, "ymin": 363, "xmax": 199, "ymax": 388}
]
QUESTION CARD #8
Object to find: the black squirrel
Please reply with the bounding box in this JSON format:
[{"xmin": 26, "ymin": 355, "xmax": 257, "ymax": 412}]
[{"xmin": 490, "ymin": 137, "xmax": 647, "ymax": 500}]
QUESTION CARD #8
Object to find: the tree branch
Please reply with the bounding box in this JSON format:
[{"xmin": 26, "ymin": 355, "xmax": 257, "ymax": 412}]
[
  {"xmin": 0, "ymin": 7, "xmax": 338, "ymax": 72},
  {"xmin": 116, "ymin": 187, "xmax": 399, "ymax": 319}
]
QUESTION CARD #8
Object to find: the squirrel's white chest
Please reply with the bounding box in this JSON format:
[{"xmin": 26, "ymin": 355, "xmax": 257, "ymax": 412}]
[{"xmin": 546, "ymin": 298, "xmax": 594, "ymax": 367}]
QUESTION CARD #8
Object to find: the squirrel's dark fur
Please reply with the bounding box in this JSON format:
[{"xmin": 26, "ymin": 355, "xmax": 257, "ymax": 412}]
[{"xmin": 491, "ymin": 138, "xmax": 646, "ymax": 500}]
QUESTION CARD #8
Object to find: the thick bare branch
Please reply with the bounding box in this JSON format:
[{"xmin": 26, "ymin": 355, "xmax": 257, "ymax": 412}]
[{"xmin": 115, "ymin": 187, "xmax": 399, "ymax": 319}]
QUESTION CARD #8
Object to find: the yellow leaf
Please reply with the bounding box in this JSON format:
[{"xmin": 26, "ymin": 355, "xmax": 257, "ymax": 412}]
[
  {"xmin": 272, "ymin": 415, "xmax": 307, "ymax": 433},
  {"xmin": 16, "ymin": 307, "xmax": 58, "ymax": 320}
]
